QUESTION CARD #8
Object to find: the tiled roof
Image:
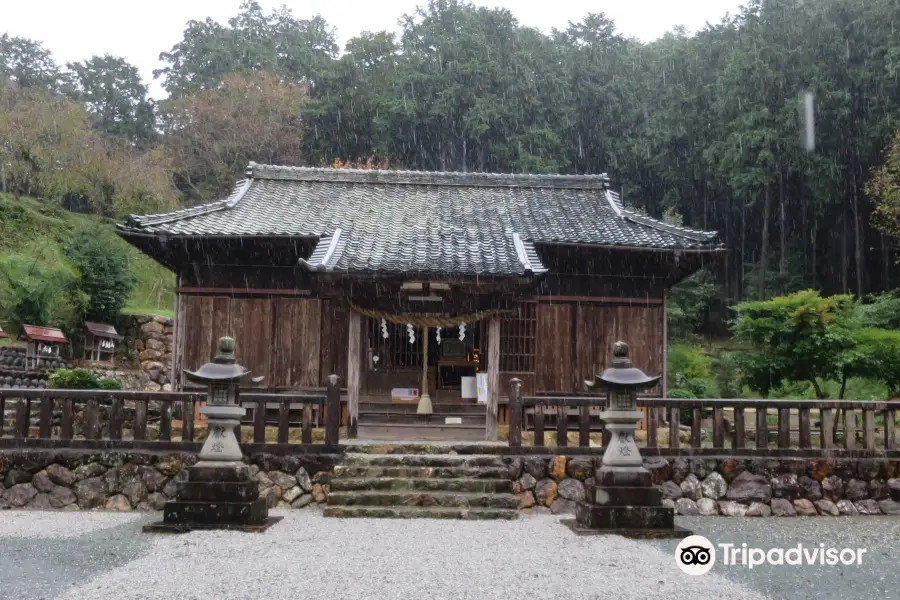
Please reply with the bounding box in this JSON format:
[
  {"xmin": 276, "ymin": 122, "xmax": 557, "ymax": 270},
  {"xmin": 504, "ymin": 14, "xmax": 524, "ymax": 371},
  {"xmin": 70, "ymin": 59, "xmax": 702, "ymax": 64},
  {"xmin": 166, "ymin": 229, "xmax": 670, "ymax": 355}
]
[
  {"xmin": 19, "ymin": 325, "xmax": 69, "ymax": 344},
  {"xmin": 119, "ymin": 163, "xmax": 720, "ymax": 276},
  {"xmin": 84, "ymin": 322, "xmax": 123, "ymax": 340}
]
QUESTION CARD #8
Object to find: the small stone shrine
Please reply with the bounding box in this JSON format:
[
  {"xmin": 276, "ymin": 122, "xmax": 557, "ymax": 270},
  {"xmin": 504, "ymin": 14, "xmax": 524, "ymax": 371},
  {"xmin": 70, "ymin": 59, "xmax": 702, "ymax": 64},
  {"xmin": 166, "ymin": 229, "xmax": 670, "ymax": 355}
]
[
  {"xmin": 563, "ymin": 341, "xmax": 691, "ymax": 538},
  {"xmin": 144, "ymin": 336, "xmax": 282, "ymax": 533}
]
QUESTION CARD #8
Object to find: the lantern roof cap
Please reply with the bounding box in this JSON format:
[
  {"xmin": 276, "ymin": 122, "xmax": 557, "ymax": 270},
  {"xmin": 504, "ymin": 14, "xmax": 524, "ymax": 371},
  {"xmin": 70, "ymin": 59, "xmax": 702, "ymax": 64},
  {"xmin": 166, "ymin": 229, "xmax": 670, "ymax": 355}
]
[
  {"xmin": 589, "ymin": 341, "xmax": 660, "ymax": 389},
  {"xmin": 183, "ymin": 336, "xmax": 264, "ymax": 384}
]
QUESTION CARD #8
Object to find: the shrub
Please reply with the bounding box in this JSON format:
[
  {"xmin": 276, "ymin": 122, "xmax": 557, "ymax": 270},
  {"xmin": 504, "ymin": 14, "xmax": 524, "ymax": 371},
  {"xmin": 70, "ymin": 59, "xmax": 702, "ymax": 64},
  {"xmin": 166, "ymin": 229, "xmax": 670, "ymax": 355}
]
[
  {"xmin": 98, "ymin": 378, "xmax": 123, "ymax": 390},
  {"xmin": 668, "ymin": 344, "xmax": 719, "ymax": 399},
  {"xmin": 730, "ymin": 290, "xmax": 856, "ymax": 399},
  {"xmin": 47, "ymin": 367, "xmax": 121, "ymax": 390},
  {"xmin": 666, "ymin": 268, "xmax": 720, "ymax": 339},
  {"xmin": 853, "ymin": 292, "xmax": 900, "ymax": 330},
  {"xmin": 0, "ymin": 241, "xmax": 83, "ymax": 333},
  {"xmin": 710, "ymin": 351, "xmax": 742, "ymax": 399},
  {"xmin": 48, "ymin": 368, "xmax": 101, "ymax": 389},
  {"xmin": 64, "ymin": 224, "xmax": 135, "ymax": 323}
]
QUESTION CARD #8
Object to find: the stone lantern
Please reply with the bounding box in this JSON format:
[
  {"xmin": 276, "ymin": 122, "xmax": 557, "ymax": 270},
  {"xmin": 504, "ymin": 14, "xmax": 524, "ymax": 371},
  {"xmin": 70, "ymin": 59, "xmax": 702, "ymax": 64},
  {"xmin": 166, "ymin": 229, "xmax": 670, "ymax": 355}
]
[
  {"xmin": 144, "ymin": 336, "xmax": 282, "ymax": 533},
  {"xmin": 564, "ymin": 341, "xmax": 690, "ymax": 538}
]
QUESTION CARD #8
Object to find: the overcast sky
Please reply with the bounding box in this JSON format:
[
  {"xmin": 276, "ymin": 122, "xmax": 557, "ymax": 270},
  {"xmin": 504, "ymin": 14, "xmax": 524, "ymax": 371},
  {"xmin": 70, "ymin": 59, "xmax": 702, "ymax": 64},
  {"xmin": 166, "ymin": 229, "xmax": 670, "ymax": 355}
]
[{"xmin": 4, "ymin": 0, "xmax": 744, "ymax": 98}]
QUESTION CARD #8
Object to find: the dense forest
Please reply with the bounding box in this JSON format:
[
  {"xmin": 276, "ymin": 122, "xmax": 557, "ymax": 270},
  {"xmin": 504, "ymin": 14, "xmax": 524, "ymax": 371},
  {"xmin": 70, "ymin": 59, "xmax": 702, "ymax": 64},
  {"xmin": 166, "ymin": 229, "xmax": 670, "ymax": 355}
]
[{"xmin": 3, "ymin": 0, "xmax": 900, "ymax": 319}]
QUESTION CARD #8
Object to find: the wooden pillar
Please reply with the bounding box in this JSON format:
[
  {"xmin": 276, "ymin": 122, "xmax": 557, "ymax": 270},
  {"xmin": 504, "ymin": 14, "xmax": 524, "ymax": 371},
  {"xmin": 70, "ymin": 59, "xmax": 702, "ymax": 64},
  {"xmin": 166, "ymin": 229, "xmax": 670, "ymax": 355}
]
[
  {"xmin": 172, "ymin": 274, "xmax": 186, "ymax": 391},
  {"xmin": 347, "ymin": 310, "xmax": 361, "ymax": 438},
  {"xmin": 486, "ymin": 317, "xmax": 500, "ymax": 441}
]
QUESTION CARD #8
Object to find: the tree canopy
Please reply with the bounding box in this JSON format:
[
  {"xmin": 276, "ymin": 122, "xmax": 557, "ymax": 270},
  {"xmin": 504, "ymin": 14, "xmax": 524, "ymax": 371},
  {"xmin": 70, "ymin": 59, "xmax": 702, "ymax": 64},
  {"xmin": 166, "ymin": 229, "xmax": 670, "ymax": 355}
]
[{"xmin": 3, "ymin": 0, "xmax": 900, "ymax": 311}]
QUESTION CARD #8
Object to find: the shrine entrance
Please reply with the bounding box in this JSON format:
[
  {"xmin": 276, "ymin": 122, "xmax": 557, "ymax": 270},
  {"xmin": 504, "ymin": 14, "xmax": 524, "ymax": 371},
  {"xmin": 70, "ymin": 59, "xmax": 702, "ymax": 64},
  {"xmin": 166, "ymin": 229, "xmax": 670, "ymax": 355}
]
[{"xmin": 347, "ymin": 305, "xmax": 505, "ymax": 441}]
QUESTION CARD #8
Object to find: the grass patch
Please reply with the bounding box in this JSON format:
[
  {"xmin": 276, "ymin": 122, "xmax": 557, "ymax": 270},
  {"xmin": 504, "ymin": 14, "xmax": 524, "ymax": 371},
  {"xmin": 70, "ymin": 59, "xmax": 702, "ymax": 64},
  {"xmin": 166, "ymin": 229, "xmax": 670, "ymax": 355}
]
[{"xmin": 0, "ymin": 193, "xmax": 175, "ymax": 321}]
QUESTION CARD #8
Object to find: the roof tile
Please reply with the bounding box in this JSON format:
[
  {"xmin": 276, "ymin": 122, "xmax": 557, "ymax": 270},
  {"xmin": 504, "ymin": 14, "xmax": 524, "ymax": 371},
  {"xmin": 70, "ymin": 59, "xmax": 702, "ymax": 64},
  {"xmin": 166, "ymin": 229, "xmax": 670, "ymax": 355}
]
[{"xmin": 120, "ymin": 165, "xmax": 719, "ymax": 276}]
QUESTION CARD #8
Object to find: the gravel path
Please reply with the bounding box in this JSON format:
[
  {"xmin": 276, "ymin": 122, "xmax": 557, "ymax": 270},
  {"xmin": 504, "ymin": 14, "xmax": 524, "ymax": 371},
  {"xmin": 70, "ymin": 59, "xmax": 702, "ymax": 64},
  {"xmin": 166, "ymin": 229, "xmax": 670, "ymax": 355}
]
[
  {"xmin": 2, "ymin": 510, "xmax": 898, "ymax": 600},
  {"xmin": 58, "ymin": 511, "xmax": 762, "ymax": 600}
]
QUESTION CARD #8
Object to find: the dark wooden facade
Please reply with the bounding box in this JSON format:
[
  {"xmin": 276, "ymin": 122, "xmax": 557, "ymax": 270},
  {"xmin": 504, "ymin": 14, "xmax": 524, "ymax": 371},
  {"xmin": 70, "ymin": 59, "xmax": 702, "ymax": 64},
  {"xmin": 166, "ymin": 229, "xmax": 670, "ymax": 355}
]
[{"xmin": 170, "ymin": 254, "xmax": 678, "ymax": 400}]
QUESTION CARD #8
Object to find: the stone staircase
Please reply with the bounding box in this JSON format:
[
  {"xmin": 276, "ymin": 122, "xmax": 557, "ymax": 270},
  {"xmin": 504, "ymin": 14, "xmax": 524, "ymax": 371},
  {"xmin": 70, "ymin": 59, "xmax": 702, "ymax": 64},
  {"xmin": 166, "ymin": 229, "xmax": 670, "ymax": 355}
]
[{"xmin": 324, "ymin": 453, "xmax": 518, "ymax": 519}]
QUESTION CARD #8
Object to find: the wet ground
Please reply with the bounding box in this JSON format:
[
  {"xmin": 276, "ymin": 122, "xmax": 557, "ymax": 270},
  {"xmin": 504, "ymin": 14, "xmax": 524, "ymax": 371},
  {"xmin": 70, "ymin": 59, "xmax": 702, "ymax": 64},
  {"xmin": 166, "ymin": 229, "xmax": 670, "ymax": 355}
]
[{"xmin": 1, "ymin": 510, "xmax": 897, "ymax": 600}]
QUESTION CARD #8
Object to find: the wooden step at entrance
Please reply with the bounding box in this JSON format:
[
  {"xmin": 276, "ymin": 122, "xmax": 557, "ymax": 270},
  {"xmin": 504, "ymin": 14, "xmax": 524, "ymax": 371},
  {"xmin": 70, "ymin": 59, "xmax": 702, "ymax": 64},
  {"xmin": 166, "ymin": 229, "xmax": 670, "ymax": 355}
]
[
  {"xmin": 359, "ymin": 412, "xmax": 486, "ymax": 426},
  {"xmin": 357, "ymin": 422, "xmax": 485, "ymax": 441},
  {"xmin": 359, "ymin": 402, "xmax": 487, "ymax": 415},
  {"xmin": 325, "ymin": 453, "xmax": 518, "ymax": 520}
]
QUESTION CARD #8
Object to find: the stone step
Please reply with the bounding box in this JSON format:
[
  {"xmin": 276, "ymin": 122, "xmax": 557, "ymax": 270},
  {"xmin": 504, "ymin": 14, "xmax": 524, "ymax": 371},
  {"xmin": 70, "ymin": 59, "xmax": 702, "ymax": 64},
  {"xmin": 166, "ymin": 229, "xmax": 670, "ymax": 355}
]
[
  {"xmin": 330, "ymin": 477, "xmax": 511, "ymax": 493},
  {"xmin": 328, "ymin": 490, "xmax": 520, "ymax": 509},
  {"xmin": 323, "ymin": 505, "xmax": 519, "ymax": 520},
  {"xmin": 332, "ymin": 465, "xmax": 512, "ymax": 480},
  {"xmin": 341, "ymin": 453, "xmax": 506, "ymax": 468},
  {"xmin": 357, "ymin": 422, "xmax": 486, "ymax": 441}
]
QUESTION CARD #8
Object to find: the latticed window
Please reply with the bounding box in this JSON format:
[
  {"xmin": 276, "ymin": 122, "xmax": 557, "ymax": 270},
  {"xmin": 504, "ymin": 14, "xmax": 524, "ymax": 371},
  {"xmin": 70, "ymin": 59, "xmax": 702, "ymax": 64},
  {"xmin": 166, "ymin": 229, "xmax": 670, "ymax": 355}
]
[
  {"xmin": 499, "ymin": 302, "xmax": 536, "ymax": 372},
  {"xmin": 366, "ymin": 318, "xmax": 423, "ymax": 369}
]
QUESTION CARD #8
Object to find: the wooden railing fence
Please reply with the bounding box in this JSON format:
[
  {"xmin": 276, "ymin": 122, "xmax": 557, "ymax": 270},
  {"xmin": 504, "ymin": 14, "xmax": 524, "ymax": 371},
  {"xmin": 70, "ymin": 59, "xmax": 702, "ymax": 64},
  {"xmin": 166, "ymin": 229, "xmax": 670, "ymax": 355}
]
[
  {"xmin": 508, "ymin": 378, "xmax": 900, "ymax": 452},
  {"xmin": 0, "ymin": 375, "xmax": 344, "ymax": 448}
]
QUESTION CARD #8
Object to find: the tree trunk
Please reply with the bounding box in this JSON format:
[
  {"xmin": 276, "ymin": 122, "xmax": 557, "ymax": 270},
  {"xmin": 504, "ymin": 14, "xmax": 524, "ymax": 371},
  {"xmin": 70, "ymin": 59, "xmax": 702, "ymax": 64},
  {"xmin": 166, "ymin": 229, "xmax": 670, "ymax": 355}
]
[
  {"xmin": 802, "ymin": 192, "xmax": 808, "ymax": 281},
  {"xmin": 759, "ymin": 186, "xmax": 771, "ymax": 301},
  {"xmin": 841, "ymin": 196, "xmax": 848, "ymax": 294},
  {"xmin": 779, "ymin": 170, "xmax": 786, "ymax": 295},
  {"xmin": 811, "ymin": 215, "xmax": 817, "ymax": 289},
  {"xmin": 740, "ymin": 198, "xmax": 747, "ymax": 301},
  {"xmin": 851, "ymin": 173, "xmax": 863, "ymax": 298},
  {"xmin": 884, "ymin": 235, "xmax": 891, "ymax": 291},
  {"xmin": 810, "ymin": 378, "xmax": 825, "ymax": 400}
]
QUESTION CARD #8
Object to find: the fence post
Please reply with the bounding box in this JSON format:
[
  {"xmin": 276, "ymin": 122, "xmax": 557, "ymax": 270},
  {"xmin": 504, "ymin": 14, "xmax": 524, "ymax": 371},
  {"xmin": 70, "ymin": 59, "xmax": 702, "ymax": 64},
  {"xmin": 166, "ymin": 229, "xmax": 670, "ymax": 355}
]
[
  {"xmin": 508, "ymin": 378, "xmax": 522, "ymax": 447},
  {"xmin": 325, "ymin": 375, "xmax": 341, "ymax": 446}
]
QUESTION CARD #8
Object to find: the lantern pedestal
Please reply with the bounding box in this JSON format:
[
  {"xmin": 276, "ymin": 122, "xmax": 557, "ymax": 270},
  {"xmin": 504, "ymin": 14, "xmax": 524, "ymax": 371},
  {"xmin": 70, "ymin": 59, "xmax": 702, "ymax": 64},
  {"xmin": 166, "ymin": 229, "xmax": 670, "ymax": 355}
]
[
  {"xmin": 143, "ymin": 461, "xmax": 281, "ymax": 533},
  {"xmin": 144, "ymin": 336, "xmax": 281, "ymax": 534},
  {"xmin": 565, "ymin": 341, "xmax": 691, "ymax": 539}
]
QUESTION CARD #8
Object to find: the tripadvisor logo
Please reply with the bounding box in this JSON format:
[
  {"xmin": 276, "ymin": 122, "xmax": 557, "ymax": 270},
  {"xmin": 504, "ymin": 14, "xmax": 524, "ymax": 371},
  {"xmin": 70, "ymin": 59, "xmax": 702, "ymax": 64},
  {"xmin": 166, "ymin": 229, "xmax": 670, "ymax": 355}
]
[
  {"xmin": 676, "ymin": 535, "xmax": 716, "ymax": 575},
  {"xmin": 675, "ymin": 535, "xmax": 868, "ymax": 574}
]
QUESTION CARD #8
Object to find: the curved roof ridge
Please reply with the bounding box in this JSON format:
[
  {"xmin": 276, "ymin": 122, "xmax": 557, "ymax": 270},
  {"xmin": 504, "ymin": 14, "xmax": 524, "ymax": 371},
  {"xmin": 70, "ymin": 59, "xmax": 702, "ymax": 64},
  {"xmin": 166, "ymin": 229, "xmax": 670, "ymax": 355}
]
[
  {"xmin": 606, "ymin": 190, "xmax": 717, "ymax": 243},
  {"xmin": 247, "ymin": 162, "xmax": 612, "ymax": 189},
  {"xmin": 122, "ymin": 179, "xmax": 251, "ymax": 229}
]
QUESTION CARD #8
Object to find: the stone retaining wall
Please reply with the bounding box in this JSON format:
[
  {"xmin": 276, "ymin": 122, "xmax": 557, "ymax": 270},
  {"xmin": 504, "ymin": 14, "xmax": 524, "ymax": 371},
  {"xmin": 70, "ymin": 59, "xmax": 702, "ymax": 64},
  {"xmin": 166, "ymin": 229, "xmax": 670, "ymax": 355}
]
[
  {"xmin": 113, "ymin": 314, "xmax": 174, "ymax": 391},
  {"xmin": 507, "ymin": 455, "xmax": 900, "ymax": 517},
  {"xmin": 5, "ymin": 449, "xmax": 900, "ymax": 517},
  {"xmin": 0, "ymin": 450, "xmax": 338, "ymax": 512}
]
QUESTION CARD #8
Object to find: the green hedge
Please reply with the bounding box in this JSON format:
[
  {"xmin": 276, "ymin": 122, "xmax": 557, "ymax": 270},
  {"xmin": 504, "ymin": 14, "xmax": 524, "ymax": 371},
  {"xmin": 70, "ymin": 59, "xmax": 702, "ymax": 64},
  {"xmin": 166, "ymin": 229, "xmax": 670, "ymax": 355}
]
[{"xmin": 47, "ymin": 368, "xmax": 122, "ymax": 390}]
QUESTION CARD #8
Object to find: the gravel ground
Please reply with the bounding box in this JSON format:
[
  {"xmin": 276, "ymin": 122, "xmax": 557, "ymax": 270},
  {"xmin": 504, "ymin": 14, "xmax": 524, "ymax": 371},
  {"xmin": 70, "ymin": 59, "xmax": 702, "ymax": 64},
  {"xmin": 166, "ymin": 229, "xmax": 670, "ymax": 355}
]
[
  {"xmin": 0, "ymin": 511, "xmax": 151, "ymax": 600},
  {"xmin": 2, "ymin": 510, "xmax": 898, "ymax": 600},
  {"xmin": 0, "ymin": 511, "xmax": 141, "ymax": 539},
  {"xmin": 652, "ymin": 516, "xmax": 900, "ymax": 600}
]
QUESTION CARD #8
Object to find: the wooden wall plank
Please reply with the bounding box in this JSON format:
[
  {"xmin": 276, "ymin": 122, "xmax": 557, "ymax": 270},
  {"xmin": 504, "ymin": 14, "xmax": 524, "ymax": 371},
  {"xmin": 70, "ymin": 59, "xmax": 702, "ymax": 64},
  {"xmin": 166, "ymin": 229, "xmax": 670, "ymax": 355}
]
[
  {"xmin": 320, "ymin": 299, "xmax": 349, "ymax": 384},
  {"xmin": 535, "ymin": 303, "xmax": 574, "ymax": 392},
  {"xmin": 272, "ymin": 298, "xmax": 295, "ymax": 388},
  {"xmin": 295, "ymin": 299, "xmax": 322, "ymax": 387},
  {"xmin": 231, "ymin": 298, "xmax": 274, "ymax": 383},
  {"xmin": 181, "ymin": 296, "xmax": 215, "ymax": 379}
]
